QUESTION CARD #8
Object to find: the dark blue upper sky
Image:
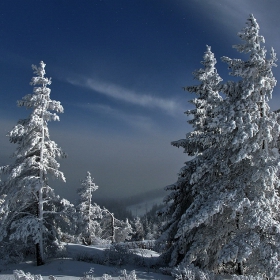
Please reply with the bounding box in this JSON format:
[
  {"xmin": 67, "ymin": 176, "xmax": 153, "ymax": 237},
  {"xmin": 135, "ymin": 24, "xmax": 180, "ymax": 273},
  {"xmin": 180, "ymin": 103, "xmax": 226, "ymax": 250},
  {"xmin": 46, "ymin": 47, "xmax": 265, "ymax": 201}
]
[{"xmin": 0, "ymin": 0, "xmax": 280, "ymax": 201}]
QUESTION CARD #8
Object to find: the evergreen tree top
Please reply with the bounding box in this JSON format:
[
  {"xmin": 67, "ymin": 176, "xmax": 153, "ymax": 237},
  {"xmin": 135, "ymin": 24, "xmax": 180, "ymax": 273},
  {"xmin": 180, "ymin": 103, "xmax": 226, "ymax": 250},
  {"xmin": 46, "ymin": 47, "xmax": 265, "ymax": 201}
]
[
  {"xmin": 77, "ymin": 171, "xmax": 99, "ymax": 202},
  {"xmin": 81, "ymin": 171, "xmax": 98, "ymax": 191},
  {"xmin": 30, "ymin": 61, "xmax": 51, "ymax": 87},
  {"xmin": 17, "ymin": 61, "xmax": 64, "ymax": 115},
  {"xmin": 222, "ymin": 14, "xmax": 277, "ymax": 101},
  {"xmin": 234, "ymin": 14, "xmax": 264, "ymax": 54}
]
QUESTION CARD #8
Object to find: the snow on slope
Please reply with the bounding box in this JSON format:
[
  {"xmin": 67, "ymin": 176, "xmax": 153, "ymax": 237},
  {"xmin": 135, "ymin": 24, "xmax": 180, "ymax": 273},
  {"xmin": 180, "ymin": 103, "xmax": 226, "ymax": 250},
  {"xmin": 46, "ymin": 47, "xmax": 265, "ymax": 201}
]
[{"xmin": 0, "ymin": 243, "xmax": 173, "ymax": 280}]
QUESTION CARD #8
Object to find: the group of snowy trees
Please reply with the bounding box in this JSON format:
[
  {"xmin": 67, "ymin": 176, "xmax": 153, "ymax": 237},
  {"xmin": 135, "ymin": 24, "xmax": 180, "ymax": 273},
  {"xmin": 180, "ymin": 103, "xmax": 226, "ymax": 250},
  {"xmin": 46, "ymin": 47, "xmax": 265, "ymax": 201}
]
[
  {"xmin": 129, "ymin": 204, "xmax": 165, "ymax": 242},
  {"xmin": 0, "ymin": 62, "xmax": 133, "ymax": 266},
  {"xmin": 75, "ymin": 171, "xmax": 133, "ymax": 245},
  {"xmin": 1, "ymin": 14, "xmax": 280, "ymax": 279},
  {"xmin": 159, "ymin": 15, "xmax": 280, "ymax": 278}
]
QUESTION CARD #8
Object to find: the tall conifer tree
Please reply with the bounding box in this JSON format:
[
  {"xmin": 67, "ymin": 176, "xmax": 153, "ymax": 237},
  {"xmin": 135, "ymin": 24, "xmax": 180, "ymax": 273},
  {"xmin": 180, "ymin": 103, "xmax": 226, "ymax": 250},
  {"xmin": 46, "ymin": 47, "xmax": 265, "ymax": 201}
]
[
  {"xmin": 0, "ymin": 61, "xmax": 66, "ymax": 265},
  {"xmin": 216, "ymin": 14, "xmax": 280, "ymax": 277},
  {"xmin": 76, "ymin": 171, "xmax": 102, "ymax": 245},
  {"xmin": 158, "ymin": 46, "xmax": 223, "ymax": 267},
  {"xmin": 160, "ymin": 15, "xmax": 280, "ymax": 278}
]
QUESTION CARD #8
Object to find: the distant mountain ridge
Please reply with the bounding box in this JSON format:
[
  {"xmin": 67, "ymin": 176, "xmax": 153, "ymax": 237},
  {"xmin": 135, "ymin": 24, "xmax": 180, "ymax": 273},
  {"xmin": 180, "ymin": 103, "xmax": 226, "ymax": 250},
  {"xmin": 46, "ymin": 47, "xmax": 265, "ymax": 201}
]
[
  {"xmin": 124, "ymin": 188, "xmax": 166, "ymax": 217},
  {"xmin": 123, "ymin": 188, "xmax": 166, "ymax": 207},
  {"xmin": 94, "ymin": 188, "xmax": 166, "ymax": 219}
]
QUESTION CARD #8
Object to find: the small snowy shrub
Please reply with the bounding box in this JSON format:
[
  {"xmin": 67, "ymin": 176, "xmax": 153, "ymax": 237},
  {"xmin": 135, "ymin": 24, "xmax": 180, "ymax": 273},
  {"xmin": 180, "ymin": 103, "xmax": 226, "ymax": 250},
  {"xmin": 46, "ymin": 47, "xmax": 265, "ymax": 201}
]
[
  {"xmin": 91, "ymin": 237, "xmax": 111, "ymax": 246},
  {"xmin": 171, "ymin": 264, "xmax": 214, "ymax": 280},
  {"xmin": 13, "ymin": 270, "xmax": 43, "ymax": 280},
  {"xmin": 79, "ymin": 268, "xmax": 117, "ymax": 280},
  {"xmin": 13, "ymin": 269, "xmax": 138, "ymax": 280},
  {"xmin": 48, "ymin": 276, "xmax": 58, "ymax": 280},
  {"xmin": 79, "ymin": 267, "xmax": 95, "ymax": 279},
  {"xmin": 119, "ymin": 269, "xmax": 137, "ymax": 280},
  {"xmin": 59, "ymin": 232, "xmax": 79, "ymax": 243},
  {"xmin": 88, "ymin": 235, "xmax": 110, "ymax": 246}
]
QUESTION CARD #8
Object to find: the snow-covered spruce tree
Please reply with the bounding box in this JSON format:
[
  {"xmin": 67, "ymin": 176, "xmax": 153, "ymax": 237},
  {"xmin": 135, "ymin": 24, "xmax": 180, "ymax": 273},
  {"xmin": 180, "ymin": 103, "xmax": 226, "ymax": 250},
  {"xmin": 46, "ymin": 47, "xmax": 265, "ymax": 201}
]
[
  {"xmin": 44, "ymin": 196, "xmax": 76, "ymax": 251},
  {"xmin": 76, "ymin": 171, "xmax": 102, "ymax": 245},
  {"xmin": 100, "ymin": 209, "xmax": 133, "ymax": 243},
  {"xmin": 0, "ymin": 61, "xmax": 66, "ymax": 265},
  {"xmin": 132, "ymin": 216, "xmax": 145, "ymax": 241},
  {"xmin": 158, "ymin": 45, "xmax": 223, "ymax": 267},
  {"xmin": 215, "ymin": 14, "xmax": 280, "ymax": 277},
  {"xmin": 160, "ymin": 15, "xmax": 280, "ymax": 278},
  {"xmin": 114, "ymin": 218, "xmax": 133, "ymax": 243}
]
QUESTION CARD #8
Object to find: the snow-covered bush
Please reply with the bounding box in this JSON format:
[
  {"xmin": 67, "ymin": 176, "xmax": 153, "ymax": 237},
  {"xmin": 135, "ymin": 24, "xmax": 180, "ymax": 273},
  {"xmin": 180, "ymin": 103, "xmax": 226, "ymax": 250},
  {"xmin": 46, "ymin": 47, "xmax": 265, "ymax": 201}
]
[
  {"xmin": 13, "ymin": 270, "xmax": 43, "ymax": 280},
  {"xmin": 171, "ymin": 264, "xmax": 214, "ymax": 280},
  {"xmin": 114, "ymin": 219, "xmax": 134, "ymax": 243},
  {"xmin": 58, "ymin": 230, "xmax": 80, "ymax": 244},
  {"xmin": 79, "ymin": 268, "xmax": 138, "ymax": 280},
  {"xmin": 79, "ymin": 267, "xmax": 95, "ymax": 279},
  {"xmin": 119, "ymin": 269, "xmax": 137, "ymax": 280},
  {"xmin": 12, "ymin": 268, "xmax": 138, "ymax": 280},
  {"xmin": 91, "ymin": 237, "xmax": 112, "ymax": 246}
]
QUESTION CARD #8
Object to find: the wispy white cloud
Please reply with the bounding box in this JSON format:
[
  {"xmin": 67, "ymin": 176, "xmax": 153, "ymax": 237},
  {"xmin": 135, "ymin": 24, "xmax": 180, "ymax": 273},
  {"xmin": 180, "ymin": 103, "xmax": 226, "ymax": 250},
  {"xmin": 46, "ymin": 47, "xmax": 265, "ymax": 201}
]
[
  {"xmin": 78, "ymin": 103, "xmax": 155, "ymax": 131},
  {"xmin": 68, "ymin": 77, "xmax": 184, "ymax": 115}
]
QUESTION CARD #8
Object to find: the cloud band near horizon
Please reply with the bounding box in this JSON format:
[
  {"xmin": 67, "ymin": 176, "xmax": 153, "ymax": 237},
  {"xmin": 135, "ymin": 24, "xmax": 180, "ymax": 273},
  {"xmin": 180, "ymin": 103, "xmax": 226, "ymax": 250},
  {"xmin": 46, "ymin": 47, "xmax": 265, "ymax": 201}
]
[{"xmin": 67, "ymin": 77, "xmax": 184, "ymax": 115}]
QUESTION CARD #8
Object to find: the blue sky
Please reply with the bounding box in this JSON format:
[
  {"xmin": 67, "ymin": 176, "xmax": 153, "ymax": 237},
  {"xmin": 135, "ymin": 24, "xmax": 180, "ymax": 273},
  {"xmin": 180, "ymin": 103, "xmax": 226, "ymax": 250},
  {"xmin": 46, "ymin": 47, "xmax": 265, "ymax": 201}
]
[{"xmin": 0, "ymin": 0, "xmax": 280, "ymax": 202}]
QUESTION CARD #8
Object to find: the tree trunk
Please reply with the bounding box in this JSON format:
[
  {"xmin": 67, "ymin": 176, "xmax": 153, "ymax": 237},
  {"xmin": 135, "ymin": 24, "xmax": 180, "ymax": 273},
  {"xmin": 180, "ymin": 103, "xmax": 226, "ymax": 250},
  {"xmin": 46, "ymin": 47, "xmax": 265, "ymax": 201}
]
[
  {"xmin": 37, "ymin": 109, "xmax": 45, "ymax": 266},
  {"xmin": 236, "ymin": 213, "xmax": 243, "ymax": 275},
  {"xmin": 111, "ymin": 213, "xmax": 115, "ymax": 243},
  {"xmin": 36, "ymin": 195, "xmax": 44, "ymax": 266},
  {"xmin": 37, "ymin": 188, "xmax": 44, "ymax": 265},
  {"xmin": 35, "ymin": 243, "xmax": 44, "ymax": 266},
  {"xmin": 237, "ymin": 261, "xmax": 243, "ymax": 275}
]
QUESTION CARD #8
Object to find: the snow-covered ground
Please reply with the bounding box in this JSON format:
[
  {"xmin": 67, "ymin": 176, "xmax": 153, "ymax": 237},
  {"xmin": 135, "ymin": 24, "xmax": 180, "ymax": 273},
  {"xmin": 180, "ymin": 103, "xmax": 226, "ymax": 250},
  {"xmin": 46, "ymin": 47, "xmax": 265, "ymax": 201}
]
[{"xmin": 0, "ymin": 243, "xmax": 173, "ymax": 280}]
